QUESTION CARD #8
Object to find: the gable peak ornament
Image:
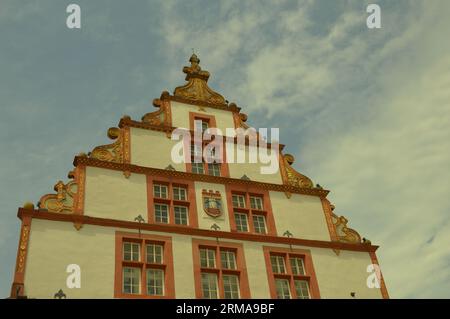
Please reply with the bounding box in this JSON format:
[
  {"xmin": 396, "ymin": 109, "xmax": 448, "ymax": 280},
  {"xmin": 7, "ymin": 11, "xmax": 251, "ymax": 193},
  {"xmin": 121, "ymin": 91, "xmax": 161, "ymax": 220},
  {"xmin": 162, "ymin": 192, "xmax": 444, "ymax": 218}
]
[
  {"xmin": 174, "ymin": 54, "xmax": 227, "ymax": 106},
  {"xmin": 202, "ymin": 189, "xmax": 223, "ymax": 218}
]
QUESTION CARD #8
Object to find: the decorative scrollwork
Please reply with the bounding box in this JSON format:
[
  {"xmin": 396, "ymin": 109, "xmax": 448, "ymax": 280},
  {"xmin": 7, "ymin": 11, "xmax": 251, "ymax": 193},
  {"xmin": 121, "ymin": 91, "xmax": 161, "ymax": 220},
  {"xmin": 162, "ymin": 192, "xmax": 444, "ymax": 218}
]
[
  {"xmin": 331, "ymin": 212, "xmax": 362, "ymax": 244},
  {"xmin": 282, "ymin": 154, "xmax": 314, "ymax": 188},
  {"xmin": 174, "ymin": 54, "xmax": 227, "ymax": 106},
  {"xmin": 142, "ymin": 98, "xmax": 170, "ymax": 126},
  {"xmin": 90, "ymin": 127, "xmax": 123, "ymax": 163},
  {"xmin": 38, "ymin": 180, "xmax": 78, "ymax": 213}
]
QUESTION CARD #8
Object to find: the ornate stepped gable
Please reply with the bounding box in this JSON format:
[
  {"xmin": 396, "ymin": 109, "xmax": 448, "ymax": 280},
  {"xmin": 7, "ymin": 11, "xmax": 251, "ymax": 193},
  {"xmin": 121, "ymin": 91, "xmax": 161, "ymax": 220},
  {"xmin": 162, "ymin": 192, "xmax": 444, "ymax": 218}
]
[{"xmin": 32, "ymin": 53, "xmax": 364, "ymax": 244}]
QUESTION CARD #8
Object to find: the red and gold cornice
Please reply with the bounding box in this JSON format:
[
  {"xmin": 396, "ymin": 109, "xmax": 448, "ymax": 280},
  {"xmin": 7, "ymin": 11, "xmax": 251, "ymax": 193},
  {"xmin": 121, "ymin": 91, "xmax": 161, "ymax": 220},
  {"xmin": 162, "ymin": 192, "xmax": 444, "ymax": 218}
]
[
  {"xmin": 17, "ymin": 208, "xmax": 379, "ymax": 254},
  {"xmin": 73, "ymin": 155, "xmax": 329, "ymax": 198}
]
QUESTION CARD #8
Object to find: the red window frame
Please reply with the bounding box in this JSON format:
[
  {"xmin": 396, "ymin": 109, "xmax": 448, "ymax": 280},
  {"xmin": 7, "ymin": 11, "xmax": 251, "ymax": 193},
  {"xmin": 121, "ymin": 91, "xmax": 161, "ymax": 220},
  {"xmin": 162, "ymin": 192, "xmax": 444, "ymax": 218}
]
[
  {"xmin": 114, "ymin": 231, "xmax": 175, "ymax": 298},
  {"xmin": 225, "ymin": 185, "xmax": 277, "ymax": 236},
  {"xmin": 192, "ymin": 238, "xmax": 251, "ymax": 299},
  {"xmin": 185, "ymin": 112, "xmax": 230, "ymax": 177},
  {"xmin": 147, "ymin": 175, "xmax": 198, "ymax": 228},
  {"xmin": 263, "ymin": 246, "xmax": 320, "ymax": 299}
]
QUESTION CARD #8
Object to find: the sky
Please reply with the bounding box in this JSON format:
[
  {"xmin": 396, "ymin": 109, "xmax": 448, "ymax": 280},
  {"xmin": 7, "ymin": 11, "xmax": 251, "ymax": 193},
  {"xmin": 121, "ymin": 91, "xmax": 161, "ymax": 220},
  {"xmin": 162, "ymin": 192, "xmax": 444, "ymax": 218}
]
[{"xmin": 0, "ymin": 0, "xmax": 449, "ymax": 298}]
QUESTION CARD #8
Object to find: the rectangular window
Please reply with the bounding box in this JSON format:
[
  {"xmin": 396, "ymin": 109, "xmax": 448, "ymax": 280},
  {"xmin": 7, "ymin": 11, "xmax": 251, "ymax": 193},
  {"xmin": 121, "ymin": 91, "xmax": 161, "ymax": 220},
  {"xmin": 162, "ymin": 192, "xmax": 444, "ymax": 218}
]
[
  {"xmin": 153, "ymin": 184, "xmax": 168, "ymax": 199},
  {"xmin": 194, "ymin": 119, "xmax": 209, "ymax": 133},
  {"xmin": 123, "ymin": 267, "xmax": 140, "ymax": 294},
  {"xmin": 294, "ymin": 280, "xmax": 310, "ymax": 299},
  {"xmin": 146, "ymin": 244, "xmax": 163, "ymax": 264},
  {"xmin": 146, "ymin": 269, "xmax": 164, "ymax": 296},
  {"xmin": 232, "ymin": 194, "xmax": 246, "ymax": 208},
  {"xmin": 252, "ymin": 215, "xmax": 267, "ymax": 234},
  {"xmin": 174, "ymin": 206, "xmax": 188, "ymax": 225},
  {"xmin": 208, "ymin": 163, "xmax": 221, "ymax": 176},
  {"xmin": 275, "ymin": 279, "xmax": 291, "ymax": 299},
  {"xmin": 200, "ymin": 248, "xmax": 216, "ymax": 268},
  {"xmin": 220, "ymin": 250, "xmax": 237, "ymax": 270},
  {"xmin": 154, "ymin": 204, "xmax": 169, "ymax": 223},
  {"xmin": 191, "ymin": 162, "xmax": 204, "ymax": 174},
  {"xmin": 223, "ymin": 275, "xmax": 240, "ymax": 299},
  {"xmin": 201, "ymin": 273, "xmax": 218, "ymax": 299},
  {"xmin": 270, "ymin": 255, "xmax": 286, "ymax": 274},
  {"xmin": 234, "ymin": 213, "xmax": 249, "ymax": 232},
  {"xmin": 173, "ymin": 187, "xmax": 187, "ymax": 201},
  {"xmin": 123, "ymin": 242, "xmax": 140, "ymax": 262},
  {"xmin": 250, "ymin": 196, "xmax": 263, "ymax": 210},
  {"xmin": 290, "ymin": 257, "xmax": 305, "ymax": 276}
]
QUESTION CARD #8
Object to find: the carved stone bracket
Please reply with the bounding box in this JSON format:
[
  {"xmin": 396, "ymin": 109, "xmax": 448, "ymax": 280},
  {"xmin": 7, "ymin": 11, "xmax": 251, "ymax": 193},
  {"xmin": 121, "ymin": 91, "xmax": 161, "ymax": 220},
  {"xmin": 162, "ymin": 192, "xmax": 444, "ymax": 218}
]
[
  {"xmin": 280, "ymin": 154, "xmax": 314, "ymax": 189},
  {"xmin": 38, "ymin": 180, "xmax": 78, "ymax": 213}
]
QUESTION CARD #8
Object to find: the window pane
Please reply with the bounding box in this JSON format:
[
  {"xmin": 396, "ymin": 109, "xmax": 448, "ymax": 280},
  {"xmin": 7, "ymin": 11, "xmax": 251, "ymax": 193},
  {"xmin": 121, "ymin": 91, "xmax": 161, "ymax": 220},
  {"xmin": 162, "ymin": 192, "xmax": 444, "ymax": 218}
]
[
  {"xmin": 250, "ymin": 196, "xmax": 263, "ymax": 210},
  {"xmin": 234, "ymin": 213, "xmax": 248, "ymax": 232},
  {"xmin": 153, "ymin": 184, "xmax": 168, "ymax": 199},
  {"xmin": 146, "ymin": 244, "xmax": 163, "ymax": 264},
  {"xmin": 223, "ymin": 275, "xmax": 240, "ymax": 299},
  {"xmin": 294, "ymin": 280, "xmax": 310, "ymax": 299},
  {"xmin": 232, "ymin": 195, "xmax": 245, "ymax": 208},
  {"xmin": 174, "ymin": 206, "xmax": 188, "ymax": 225},
  {"xmin": 147, "ymin": 269, "xmax": 164, "ymax": 296},
  {"xmin": 192, "ymin": 162, "xmax": 204, "ymax": 174},
  {"xmin": 173, "ymin": 187, "xmax": 187, "ymax": 201},
  {"xmin": 275, "ymin": 279, "xmax": 291, "ymax": 299},
  {"xmin": 123, "ymin": 267, "xmax": 140, "ymax": 294},
  {"xmin": 290, "ymin": 257, "xmax": 305, "ymax": 275},
  {"xmin": 270, "ymin": 255, "xmax": 286, "ymax": 274},
  {"xmin": 154, "ymin": 204, "xmax": 169, "ymax": 223},
  {"xmin": 200, "ymin": 248, "xmax": 216, "ymax": 268},
  {"xmin": 201, "ymin": 273, "xmax": 218, "ymax": 299},
  {"xmin": 252, "ymin": 215, "xmax": 267, "ymax": 234},
  {"xmin": 208, "ymin": 163, "xmax": 221, "ymax": 176},
  {"xmin": 123, "ymin": 242, "xmax": 140, "ymax": 261},
  {"xmin": 220, "ymin": 250, "xmax": 237, "ymax": 270}
]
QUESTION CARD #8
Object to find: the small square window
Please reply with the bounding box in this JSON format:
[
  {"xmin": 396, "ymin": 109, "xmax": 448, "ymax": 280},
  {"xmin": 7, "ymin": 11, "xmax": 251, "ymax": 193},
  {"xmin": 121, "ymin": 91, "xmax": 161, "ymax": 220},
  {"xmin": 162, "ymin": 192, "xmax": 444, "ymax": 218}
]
[
  {"xmin": 275, "ymin": 279, "xmax": 291, "ymax": 299},
  {"xmin": 146, "ymin": 244, "xmax": 163, "ymax": 264},
  {"xmin": 201, "ymin": 273, "xmax": 218, "ymax": 299},
  {"xmin": 232, "ymin": 195, "xmax": 246, "ymax": 208},
  {"xmin": 173, "ymin": 187, "xmax": 187, "ymax": 201},
  {"xmin": 192, "ymin": 162, "xmax": 204, "ymax": 174},
  {"xmin": 220, "ymin": 250, "xmax": 237, "ymax": 270},
  {"xmin": 290, "ymin": 257, "xmax": 306, "ymax": 276},
  {"xmin": 153, "ymin": 184, "xmax": 168, "ymax": 199},
  {"xmin": 208, "ymin": 163, "xmax": 221, "ymax": 176},
  {"xmin": 200, "ymin": 248, "xmax": 216, "ymax": 268},
  {"xmin": 123, "ymin": 242, "xmax": 140, "ymax": 262},
  {"xmin": 250, "ymin": 196, "xmax": 263, "ymax": 210},
  {"xmin": 223, "ymin": 275, "xmax": 240, "ymax": 299}
]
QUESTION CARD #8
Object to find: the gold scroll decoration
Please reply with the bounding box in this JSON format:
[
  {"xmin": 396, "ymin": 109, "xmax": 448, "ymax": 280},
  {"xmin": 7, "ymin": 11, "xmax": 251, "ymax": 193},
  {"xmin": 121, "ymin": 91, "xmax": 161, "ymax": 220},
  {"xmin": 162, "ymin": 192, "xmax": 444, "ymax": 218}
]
[
  {"xmin": 142, "ymin": 98, "xmax": 169, "ymax": 125},
  {"xmin": 282, "ymin": 154, "xmax": 314, "ymax": 188},
  {"xmin": 174, "ymin": 54, "xmax": 227, "ymax": 106},
  {"xmin": 90, "ymin": 127, "xmax": 123, "ymax": 163},
  {"xmin": 17, "ymin": 225, "xmax": 29, "ymax": 273},
  {"xmin": 38, "ymin": 180, "xmax": 78, "ymax": 213},
  {"xmin": 331, "ymin": 214, "xmax": 362, "ymax": 244}
]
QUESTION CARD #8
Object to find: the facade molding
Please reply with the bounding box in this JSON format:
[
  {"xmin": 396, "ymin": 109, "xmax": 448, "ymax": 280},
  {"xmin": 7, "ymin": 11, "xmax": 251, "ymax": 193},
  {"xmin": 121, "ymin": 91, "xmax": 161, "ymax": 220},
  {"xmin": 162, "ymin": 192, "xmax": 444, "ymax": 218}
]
[
  {"xmin": 72, "ymin": 156, "xmax": 329, "ymax": 198},
  {"xmin": 17, "ymin": 208, "xmax": 379, "ymax": 253}
]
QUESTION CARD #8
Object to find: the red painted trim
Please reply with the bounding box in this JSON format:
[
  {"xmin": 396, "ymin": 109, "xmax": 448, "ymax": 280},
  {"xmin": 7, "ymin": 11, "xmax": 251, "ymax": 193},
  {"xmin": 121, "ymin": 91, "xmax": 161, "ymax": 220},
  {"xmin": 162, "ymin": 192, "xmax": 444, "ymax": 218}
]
[
  {"xmin": 17, "ymin": 208, "xmax": 379, "ymax": 253},
  {"xmin": 320, "ymin": 198, "xmax": 338, "ymax": 241},
  {"xmin": 73, "ymin": 156, "xmax": 329, "ymax": 198},
  {"xmin": 369, "ymin": 251, "xmax": 389, "ymax": 299},
  {"xmin": 114, "ymin": 231, "xmax": 175, "ymax": 299},
  {"xmin": 263, "ymin": 246, "xmax": 320, "ymax": 299},
  {"xmin": 192, "ymin": 238, "xmax": 251, "ymax": 298}
]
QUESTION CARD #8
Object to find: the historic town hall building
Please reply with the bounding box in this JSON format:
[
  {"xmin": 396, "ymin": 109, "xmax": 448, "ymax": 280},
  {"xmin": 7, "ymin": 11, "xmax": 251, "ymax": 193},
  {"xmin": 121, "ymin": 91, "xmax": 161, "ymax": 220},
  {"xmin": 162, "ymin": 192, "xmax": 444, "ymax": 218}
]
[{"xmin": 10, "ymin": 54, "xmax": 388, "ymax": 299}]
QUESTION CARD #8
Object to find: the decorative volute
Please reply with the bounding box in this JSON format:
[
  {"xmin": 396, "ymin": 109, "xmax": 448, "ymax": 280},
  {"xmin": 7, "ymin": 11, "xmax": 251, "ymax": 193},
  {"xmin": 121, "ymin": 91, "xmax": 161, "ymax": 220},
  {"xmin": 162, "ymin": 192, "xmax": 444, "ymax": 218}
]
[{"xmin": 174, "ymin": 54, "xmax": 227, "ymax": 106}]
